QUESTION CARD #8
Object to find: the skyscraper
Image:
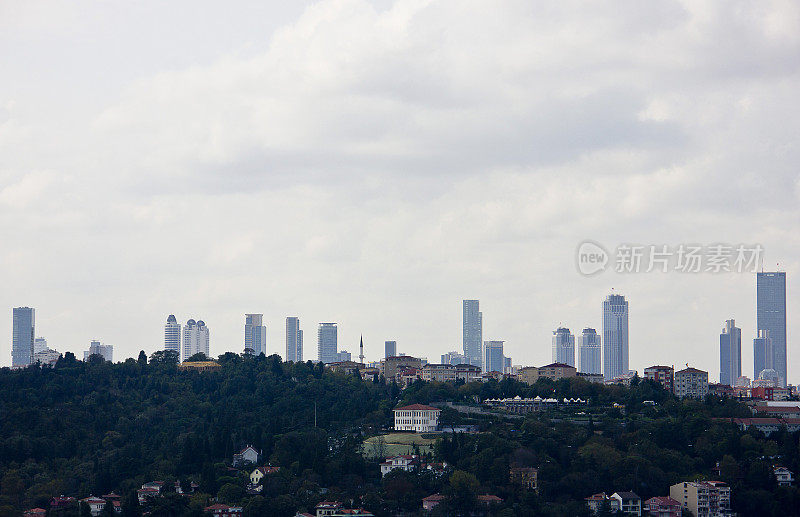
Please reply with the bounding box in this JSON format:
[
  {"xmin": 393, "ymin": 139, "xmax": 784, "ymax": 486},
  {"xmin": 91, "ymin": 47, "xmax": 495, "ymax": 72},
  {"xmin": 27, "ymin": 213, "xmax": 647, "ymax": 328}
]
[
  {"xmin": 757, "ymin": 272, "xmax": 787, "ymax": 387},
  {"xmin": 552, "ymin": 327, "xmax": 575, "ymax": 366},
  {"xmin": 463, "ymin": 300, "xmax": 483, "ymax": 367},
  {"xmin": 286, "ymin": 317, "xmax": 303, "ymax": 362},
  {"xmin": 385, "ymin": 340, "xmax": 397, "ymax": 358},
  {"xmin": 34, "ymin": 337, "xmax": 48, "ymax": 355},
  {"xmin": 183, "ymin": 319, "xmax": 210, "ymax": 361},
  {"xmin": 603, "ymin": 294, "xmax": 629, "ymax": 381},
  {"xmin": 483, "ymin": 340, "xmax": 504, "ymax": 373},
  {"xmin": 164, "ymin": 315, "xmax": 181, "ymax": 356},
  {"xmin": 244, "ymin": 314, "xmax": 267, "ymax": 356},
  {"xmin": 318, "ymin": 322, "xmax": 338, "ymax": 363},
  {"xmin": 753, "ymin": 329, "xmax": 771, "ymax": 380},
  {"xmin": 12, "ymin": 307, "xmax": 35, "ymax": 367},
  {"xmin": 84, "ymin": 340, "xmax": 113, "ymax": 362},
  {"xmin": 719, "ymin": 319, "xmax": 741, "ymax": 386},
  {"xmin": 578, "ymin": 328, "xmax": 601, "ymax": 374}
]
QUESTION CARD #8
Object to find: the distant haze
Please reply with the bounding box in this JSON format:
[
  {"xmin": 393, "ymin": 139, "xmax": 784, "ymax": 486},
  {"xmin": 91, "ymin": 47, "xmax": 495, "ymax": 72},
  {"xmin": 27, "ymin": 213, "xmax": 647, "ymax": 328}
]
[{"xmin": 1, "ymin": 1, "xmax": 798, "ymax": 384}]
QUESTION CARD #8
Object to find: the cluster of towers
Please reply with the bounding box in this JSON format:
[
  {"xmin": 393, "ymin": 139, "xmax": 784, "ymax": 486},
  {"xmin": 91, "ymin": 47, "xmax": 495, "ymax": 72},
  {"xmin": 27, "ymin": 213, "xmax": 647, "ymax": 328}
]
[{"xmin": 164, "ymin": 315, "xmax": 210, "ymax": 362}]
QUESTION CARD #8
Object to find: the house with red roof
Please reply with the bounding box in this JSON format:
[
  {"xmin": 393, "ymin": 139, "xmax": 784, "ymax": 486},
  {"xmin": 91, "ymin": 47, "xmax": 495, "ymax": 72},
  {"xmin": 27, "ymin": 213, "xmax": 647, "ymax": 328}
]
[
  {"xmin": 644, "ymin": 496, "xmax": 681, "ymax": 517},
  {"xmin": 203, "ymin": 503, "xmax": 243, "ymax": 516},
  {"xmin": 422, "ymin": 493, "xmax": 446, "ymax": 511}
]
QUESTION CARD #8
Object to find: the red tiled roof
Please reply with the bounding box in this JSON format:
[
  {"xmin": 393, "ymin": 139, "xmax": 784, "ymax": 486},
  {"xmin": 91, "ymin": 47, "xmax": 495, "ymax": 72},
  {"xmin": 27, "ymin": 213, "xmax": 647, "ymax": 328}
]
[
  {"xmin": 477, "ymin": 495, "xmax": 503, "ymax": 503},
  {"xmin": 204, "ymin": 504, "xmax": 231, "ymax": 510},
  {"xmin": 395, "ymin": 404, "xmax": 439, "ymax": 411},
  {"xmin": 540, "ymin": 363, "xmax": 575, "ymax": 369},
  {"xmin": 423, "ymin": 494, "xmax": 446, "ymax": 502}
]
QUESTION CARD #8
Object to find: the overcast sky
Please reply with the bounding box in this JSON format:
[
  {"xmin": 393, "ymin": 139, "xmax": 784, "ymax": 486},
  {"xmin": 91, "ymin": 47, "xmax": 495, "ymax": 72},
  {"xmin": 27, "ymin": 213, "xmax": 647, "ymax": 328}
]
[{"xmin": 1, "ymin": 0, "xmax": 798, "ymax": 383}]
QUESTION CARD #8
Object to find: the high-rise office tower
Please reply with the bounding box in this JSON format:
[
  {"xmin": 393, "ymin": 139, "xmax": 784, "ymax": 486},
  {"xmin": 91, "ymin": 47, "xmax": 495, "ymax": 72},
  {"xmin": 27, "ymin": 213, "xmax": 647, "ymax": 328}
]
[
  {"xmin": 463, "ymin": 300, "xmax": 483, "ymax": 367},
  {"xmin": 483, "ymin": 340, "xmax": 504, "ymax": 373},
  {"xmin": 244, "ymin": 314, "xmax": 267, "ymax": 356},
  {"xmin": 164, "ymin": 315, "xmax": 181, "ymax": 356},
  {"xmin": 719, "ymin": 319, "xmax": 741, "ymax": 386},
  {"xmin": 318, "ymin": 322, "xmax": 338, "ymax": 363},
  {"xmin": 12, "ymin": 307, "xmax": 35, "ymax": 367},
  {"xmin": 84, "ymin": 340, "xmax": 113, "ymax": 362},
  {"xmin": 34, "ymin": 337, "xmax": 48, "ymax": 355},
  {"xmin": 183, "ymin": 319, "xmax": 210, "ymax": 361},
  {"xmin": 441, "ymin": 351, "xmax": 466, "ymax": 365},
  {"xmin": 552, "ymin": 327, "xmax": 575, "ymax": 366},
  {"xmin": 753, "ymin": 329, "xmax": 772, "ymax": 380},
  {"xmin": 603, "ymin": 294, "xmax": 629, "ymax": 380},
  {"xmin": 578, "ymin": 328, "xmax": 601, "ymax": 374},
  {"xmin": 385, "ymin": 340, "xmax": 397, "ymax": 358},
  {"xmin": 286, "ymin": 317, "xmax": 303, "ymax": 362},
  {"xmin": 757, "ymin": 272, "xmax": 787, "ymax": 387}
]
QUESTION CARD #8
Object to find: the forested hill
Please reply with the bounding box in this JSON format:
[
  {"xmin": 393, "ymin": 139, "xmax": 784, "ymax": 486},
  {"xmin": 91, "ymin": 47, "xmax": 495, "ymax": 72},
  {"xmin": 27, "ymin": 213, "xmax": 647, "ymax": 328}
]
[{"xmin": 0, "ymin": 353, "xmax": 799, "ymax": 517}]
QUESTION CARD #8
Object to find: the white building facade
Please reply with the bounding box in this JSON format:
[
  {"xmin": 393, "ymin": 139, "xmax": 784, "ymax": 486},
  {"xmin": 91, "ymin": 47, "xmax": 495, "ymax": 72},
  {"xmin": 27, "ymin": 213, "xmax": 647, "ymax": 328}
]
[
  {"xmin": 394, "ymin": 404, "xmax": 441, "ymax": 432},
  {"xmin": 183, "ymin": 319, "xmax": 210, "ymax": 361}
]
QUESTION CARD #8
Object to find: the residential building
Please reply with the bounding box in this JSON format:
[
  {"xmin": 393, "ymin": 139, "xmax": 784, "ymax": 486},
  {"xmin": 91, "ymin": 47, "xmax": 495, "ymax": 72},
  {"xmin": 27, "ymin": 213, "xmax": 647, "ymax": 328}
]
[
  {"xmin": 164, "ymin": 315, "xmax": 181, "ymax": 356},
  {"xmin": 286, "ymin": 317, "xmax": 303, "ymax": 362},
  {"xmin": 538, "ymin": 362, "xmax": 578, "ymax": 381},
  {"xmin": 774, "ymin": 466, "xmax": 794, "ymax": 487},
  {"xmin": 183, "ymin": 319, "xmax": 210, "ymax": 361},
  {"xmin": 335, "ymin": 350, "xmax": 351, "ymax": 362},
  {"xmin": 178, "ymin": 361, "xmax": 220, "ymax": 372},
  {"xmin": 84, "ymin": 340, "xmax": 113, "ymax": 362},
  {"xmin": 609, "ymin": 492, "xmax": 641, "ymax": 516},
  {"xmin": 33, "ymin": 348, "xmax": 61, "ymax": 366},
  {"xmin": 12, "ymin": 307, "xmax": 35, "ymax": 367},
  {"xmin": 393, "ymin": 404, "xmax": 440, "ymax": 432},
  {"xmin": 249, "ymin": 466, "xmax": 279, "ymax": 485},
  {"xmin": 233, "ymin": 446, "xmax": 259, "ymax": 467},
  {"xmin": 578, "ymin": 328, "xmax": 601, "ymax": 374},
  {"xmin": 674, "ymin": 367, "xmax": 708, "ymax": 399},
  {"xmin": 313, "ymin": 502, "xmax": 373, "ymax": 517},
  {"xmin": 34, "ymin": 337, "xmax": 47, "ymax": 354},
  {"xmin": 669, "ymin": 481, "xmax": 731, "ymax": 517},
  {"xmin": 421, "ymin": 363, "xmax": 481, "ymax": 383},
  {"xmin": 585, "ymin": 493, "xmax": 617, "ymax": 514},
  {"xmin": 422, "ymin": 494, "xmax": 446, "ymax": 511},
  {"xmin": 753, "ymin": 329, "xmax": 772, "ymax": 381},
  {"xmin": 463, "ymin": 299, "xmax": 483, "ymax": 367},
  {"xmin": 244, "ymin": 314, "xmax": 266, "ymax": 356},
  {"xmin": 719, "ymin": 319, "xmax": 741, "ymax": 386},
  {"xmin": 517, "ymin": 366, "xmax": 540, "ymax": 385},
  {"xmin": 552, "ymin": 327, "xmax": 575, "ymax": 367},
  {"xmin": 381, "ymin": 355, "xmax": 423, "ymax": 380},
  {"xmin": 483, "ymin": 340, "xmax": 505, "ymax": 373},
  {"xmin": 603, "ymin": 294, "xmax": 629, "ymax": 381},
  {"xmin": 441, "ymin": 350, "xmax": 465, "ymax": 365},
  {"xmin": 318, "ymin": 323, "xmax": 338, "ymax": 363},
  {"xmin": 203, "ymin": 504, "xmax": 242, "ymax": 516},
  {"xmin": 643, "ymin": 496, "xmax": 681, "ymax": 517},
  {"xmin": 509, "ymin": 467, "xmax": 538, "ymax": 492},
  {"xmin": 385, "ymin": 340, "xmax": 397, "ymax": 358},
  {"xmin": 380, "ymin": 454, "xmax": 420, "ymax": 477},
  {"xmin": 577, "ymin": 372, "xmax": 604, "ymax": 383},
  {"xmin": 79, "ymin": 497, "xmax": 106, "ymax": 517},
  {"xmin": 644, "ymin": 365, "xmax": 675, "ymax": 393},
  {"xmin": 757, "ymin": 271, "xmax": 787, "ymax": 387}
]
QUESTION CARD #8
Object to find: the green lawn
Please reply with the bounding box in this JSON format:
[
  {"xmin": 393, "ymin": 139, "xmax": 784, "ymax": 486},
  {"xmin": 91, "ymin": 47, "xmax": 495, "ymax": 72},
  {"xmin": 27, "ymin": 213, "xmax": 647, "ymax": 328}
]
[{"xmin": 361, "ymin": 432, "xmax": 438, "ymax": 459}]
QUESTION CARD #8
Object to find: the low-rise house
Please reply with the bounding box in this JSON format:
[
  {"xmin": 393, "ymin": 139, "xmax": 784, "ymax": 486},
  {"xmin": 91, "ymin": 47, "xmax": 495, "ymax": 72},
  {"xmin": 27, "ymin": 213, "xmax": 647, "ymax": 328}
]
[
  {"xmin": 643, "ymin": 496, "xmax": 681, "ymax": 517},
  {"xmin": 753, "ymin": 406, "xmax": 800, "ymax": 419},
  {"xmin": 250, "ymin": 465, "xmax": 280, "ymax": 484},
  {"xmin": 50, "ymin": 496, "xmax": 77, "ymax": 512},
  {"xmin": 393, "ymin": 404, "xmax": 440, "ymax": 432},
  {"xmin": 203, "ymin": 503, "xmax": 243, "ymax": 516},
  {"xmin": 509, "ymin": 466, "xmax": 538, "ymax": 492},
  {"xmin": 670, "ymin": 481, "xmax": 732, "ymax": 517},
  {"xmin": 610, "ymin": 491, "xmax": 641, "ymax": 515},
  {"xmin": 477, "ymin": 495, "xmax": 503, "ymax": 505},
  {"xmin": 137, "ymin": 481, "xmax": 164, "ymax": 505},
  {"xmin": 585, "ymin": 493, "xmax": 616, "ymax": 514},
  {"xmin": 422, "ymin": 493, "xmax": 446, "ymax": 511},
  {"xmin": 24, "ymin": 509, "xmax": 47, "ymax": 517},
  {"xmin": 774, "ymin": 466, "xmax": 794, "ymax": 486},
  {"xmin": 421, "ymin": 461, "xmax": 448, "ymax": 477},
  {"xmin": 233, "ymin": 445, "xmax": 259, "ymax": 467},
  {"xmin": 720, "ymin": 417, "xmax": 800, "ymax": 436},
  {"xmin": 79, "ymin": 496, "xmax": 107, "ymax": 517},
  {"xmin": 380, "ymin": 455, "xmax": 420, "ymax": 477},
  {"xmin": 315, "ymin": 501, "xmax": 343, "ymax": 516}
]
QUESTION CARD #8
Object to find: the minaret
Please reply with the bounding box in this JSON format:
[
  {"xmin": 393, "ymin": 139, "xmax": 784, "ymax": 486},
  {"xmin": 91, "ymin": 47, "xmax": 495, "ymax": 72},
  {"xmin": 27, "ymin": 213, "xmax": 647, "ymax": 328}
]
[{"xmin": 359, "ymin": 335, "xmax": 365, "ymax": 364}]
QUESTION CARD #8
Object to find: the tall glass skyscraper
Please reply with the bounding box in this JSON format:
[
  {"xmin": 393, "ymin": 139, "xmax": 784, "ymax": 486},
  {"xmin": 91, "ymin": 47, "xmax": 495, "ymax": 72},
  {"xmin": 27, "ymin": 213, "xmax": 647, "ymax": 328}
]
[
  {"xmin": 12, "ymin": 307, "xmax": 35, "ymax": 367},
  {"xmin": 483, "ymin": 340, "xmax": 504, "ymax": 373},
  {"xmin": 603, "ymin": 294, "xmax": 628, "ymax": 380},
  {"xmin": 385, "ymin": 340, "xmax": 397, "ymax": 358},
  {"xmin": 164, "ymin": 315, "xmax": 181, "ymax": 356},
  {"xmin": 578, "ymin": 328, "xmax": 601, "ymax": 374},
  {"xmin": 286, "ymin": 317, "xmax": 303, "ymax": 362},
  {"xmin": 244, "ymin": 314, "xmax": 267, "ymax": 356},
  {"xmin": 552, "ymin": 327, "xmax": 575, "ymax": 366},
  {"xmin": 317, "ymin": 322, "xmax": 338, "ymax": 363},
  {"xmin": 719, "ymin": 319, "xmax": 741, "ymax": 386},
  {"xmin": 757, "ymin": 272, "xmax": 787, "ymax": 387},
  {"xmin": 753, "ymin": 329, "xmax": 772, "ymax": 380},
  {"xmin": 462, "ymin": 300, "xmax": 483, "ymax": 367}
]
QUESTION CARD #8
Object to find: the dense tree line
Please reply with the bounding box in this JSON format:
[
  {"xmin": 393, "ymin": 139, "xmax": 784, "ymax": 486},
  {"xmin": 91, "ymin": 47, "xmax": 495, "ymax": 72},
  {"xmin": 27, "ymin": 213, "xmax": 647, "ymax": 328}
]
[{"xmin": 0, "ymin": 355, "xmax": 798, "ymax": 516}]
